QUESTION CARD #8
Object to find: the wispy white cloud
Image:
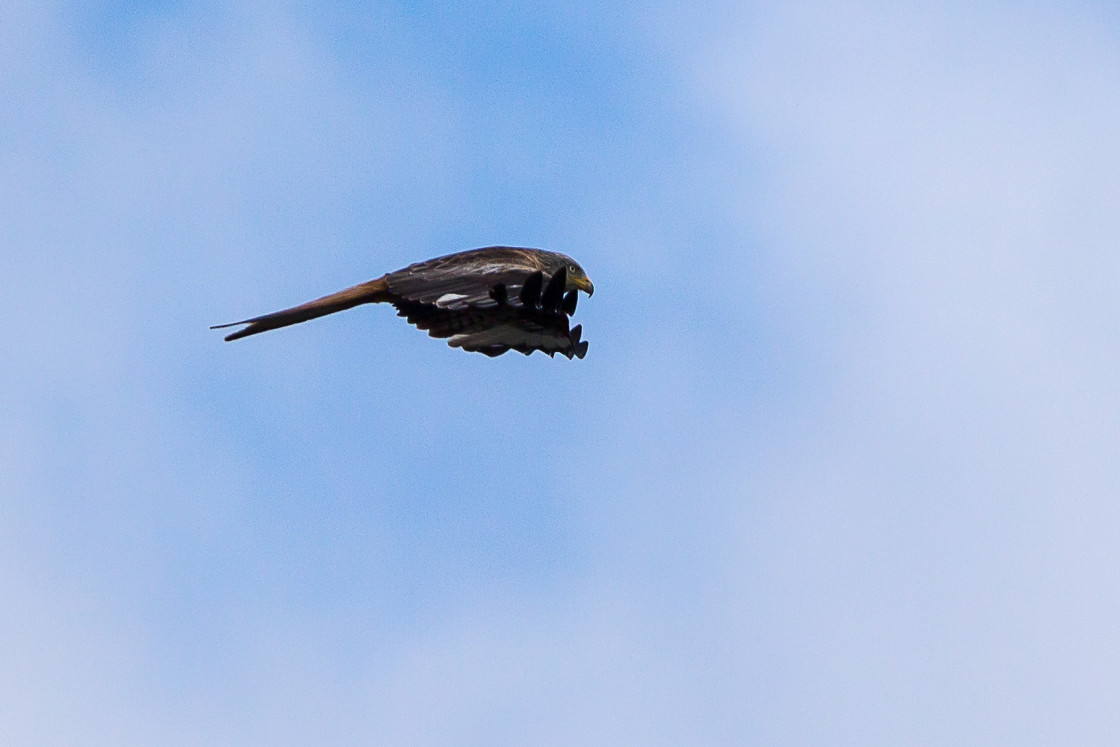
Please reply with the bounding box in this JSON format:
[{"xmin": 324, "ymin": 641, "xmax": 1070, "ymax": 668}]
[{"xmin": 646, "ymin": 2, "xmax": 1120, "ymax": 742}]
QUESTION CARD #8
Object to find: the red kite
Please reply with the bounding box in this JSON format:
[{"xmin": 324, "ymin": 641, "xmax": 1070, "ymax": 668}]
[{"xmin": 212, "ymin": 247, "xmax": 594, "ymax": 358}]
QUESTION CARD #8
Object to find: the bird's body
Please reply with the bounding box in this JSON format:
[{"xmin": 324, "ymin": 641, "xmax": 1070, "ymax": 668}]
[{"xmin": 212, "ymin": 246, "xmax": 594, "ymax": 358}]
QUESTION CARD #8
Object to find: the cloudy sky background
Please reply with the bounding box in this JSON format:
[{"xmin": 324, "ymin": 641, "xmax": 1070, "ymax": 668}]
[{"xmin": 3, "ymin": 1, "xmax": 1120, "ymax": 743}]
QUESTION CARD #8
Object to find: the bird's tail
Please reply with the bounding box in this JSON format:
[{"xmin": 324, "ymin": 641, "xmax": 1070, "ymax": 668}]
[{"xmin": 212, "ymin": 276, "xmax": 391, "ymax": 341}]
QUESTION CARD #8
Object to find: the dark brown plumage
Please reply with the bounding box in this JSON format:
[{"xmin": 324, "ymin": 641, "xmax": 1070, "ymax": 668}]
[{"xmin": 211, "ymin": 246, "xmax": 594, "ymax": 358}]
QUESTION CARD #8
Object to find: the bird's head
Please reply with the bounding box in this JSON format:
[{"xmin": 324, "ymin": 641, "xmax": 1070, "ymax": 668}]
[{"xmin": 550, "ymin": 253, "xmax": 595, "ymax": 297}]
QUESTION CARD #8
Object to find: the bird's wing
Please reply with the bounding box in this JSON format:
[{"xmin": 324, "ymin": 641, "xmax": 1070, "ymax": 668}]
[
  {"xmin": 448, "ymin": 318, "xmax": 588, "ymax": 359},
  {"xmin": 383, "ymin": 247, "xmax": 549, "ymax": 310},
  {"xmin": 391, "ymin": 268, "xmax": 588, "ymax": 359}
]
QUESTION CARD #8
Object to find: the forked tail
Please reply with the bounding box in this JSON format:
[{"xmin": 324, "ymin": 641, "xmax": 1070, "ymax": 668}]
[{"xmin": 212, "ymin": 276, "xmax": 390, "ymax": 341}]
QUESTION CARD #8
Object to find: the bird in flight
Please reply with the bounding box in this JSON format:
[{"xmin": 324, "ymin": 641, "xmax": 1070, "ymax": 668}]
[{"xmin": 212, "ymin": 246, "xmax": 594, "ymax": 359}]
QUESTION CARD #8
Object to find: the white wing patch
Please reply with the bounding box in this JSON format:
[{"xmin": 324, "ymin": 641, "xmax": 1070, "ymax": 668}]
[{"xmin": 435, "ymin": 293, "xmax": 469, "ymax": 307}]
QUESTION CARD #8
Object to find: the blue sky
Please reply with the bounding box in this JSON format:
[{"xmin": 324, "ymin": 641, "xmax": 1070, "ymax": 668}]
[{"xmin": 3, "ymin": 1, "xmax": 1120, "ymax": 743}]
